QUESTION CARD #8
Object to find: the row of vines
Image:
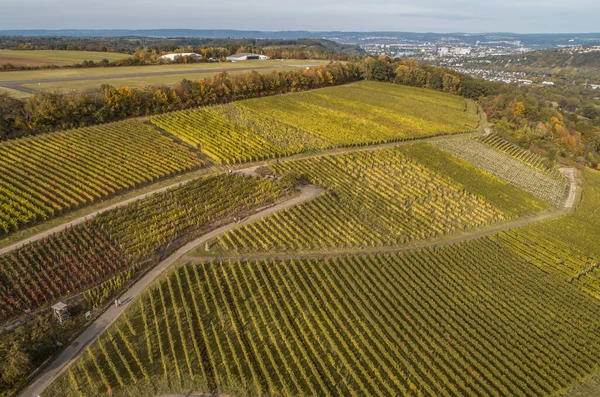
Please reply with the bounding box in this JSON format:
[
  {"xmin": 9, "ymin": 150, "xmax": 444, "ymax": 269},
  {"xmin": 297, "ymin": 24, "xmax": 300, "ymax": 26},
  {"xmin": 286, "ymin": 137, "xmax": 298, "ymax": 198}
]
[
  {"xmin": 0, "ymin": 174, "xmax": 289, "ymax": 322},
  {"xmin": 45, "ymin": 238, "xmax": 600, "ymax": 396},
  {"xmin": 433, "ymin": 136, "xmax": 569, "ymax": 206},
  {"xmin": 0, "ymin": 120, "xmax": 203, "ymax": 236},
  {"xmin": 217, "ymin": 147, "xmax": 506, "ymax": 254},
  {"xmin": 477, "ymin": 134, "xmax": 562, "ymax": 178},
  {"xmin": 150, "ymin": 81, "xmax": 479, "ymax": 165}
]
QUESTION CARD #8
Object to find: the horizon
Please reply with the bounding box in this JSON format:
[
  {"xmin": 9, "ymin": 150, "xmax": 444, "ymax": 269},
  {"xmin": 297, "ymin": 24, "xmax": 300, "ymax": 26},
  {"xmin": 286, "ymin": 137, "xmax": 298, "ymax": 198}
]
[
  {"xmin": 1, "ymin": 28, "xmax": 600, "ymax": 36},
  {"xmin": 3, "ymin": 0, "xmax": 600, "ymax": 34}
]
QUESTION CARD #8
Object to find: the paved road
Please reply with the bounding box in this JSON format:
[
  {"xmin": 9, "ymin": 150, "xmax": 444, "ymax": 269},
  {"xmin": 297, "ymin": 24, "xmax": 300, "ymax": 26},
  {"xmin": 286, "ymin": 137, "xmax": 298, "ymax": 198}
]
[
  {"xmin": 0, "ymin": 64, "xmax": 317, "ymax": 93},
  {"xmin": 19, "ymin": 186, "xmax": 324, "ymax": 397}
]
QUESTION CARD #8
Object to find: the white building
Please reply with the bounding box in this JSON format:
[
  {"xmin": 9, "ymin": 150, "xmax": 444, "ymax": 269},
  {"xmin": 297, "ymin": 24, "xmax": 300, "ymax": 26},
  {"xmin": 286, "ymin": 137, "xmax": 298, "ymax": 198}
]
[
  {"xmin": 161, "ymin": 53, "xmax": 202, "ymax": 61},
  {"xmin": 541, "ymin": 81, "xmax": 555, "ymax": 86},
  {"xmin": 226, "ymin": 53, "xmax": 268, "ymax": 61}
]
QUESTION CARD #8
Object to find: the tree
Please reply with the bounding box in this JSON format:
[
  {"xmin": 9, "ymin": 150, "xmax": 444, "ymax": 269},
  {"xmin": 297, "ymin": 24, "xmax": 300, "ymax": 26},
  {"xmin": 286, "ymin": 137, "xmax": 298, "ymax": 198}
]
[
  {"xmin": 0, "ymin": 343, "xmax": 31, "ymax": 384},
  {"xmin": 360, "ymin": 58, "xmax": 394, "ymax": 82}
]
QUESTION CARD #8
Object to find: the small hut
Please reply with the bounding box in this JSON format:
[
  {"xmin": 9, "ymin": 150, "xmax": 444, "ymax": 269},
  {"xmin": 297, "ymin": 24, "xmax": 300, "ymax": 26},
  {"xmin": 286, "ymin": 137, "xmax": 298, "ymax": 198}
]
[{"xmin": 52, "ymin": 302, "xmax": 70, "ymax": 324}]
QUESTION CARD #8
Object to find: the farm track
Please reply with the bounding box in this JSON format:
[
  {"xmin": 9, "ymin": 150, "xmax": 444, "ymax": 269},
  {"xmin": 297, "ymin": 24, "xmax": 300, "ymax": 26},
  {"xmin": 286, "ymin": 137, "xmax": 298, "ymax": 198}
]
[
  {"xmin": 0, "ymin": 132, "xmax": 472, "ymax": 254},
  {"xmin": 183, "ymin": 205, "xmax": 573, "ymax": 264},
  {"xmin": 13, "ymin": 127, "xmax": 582, "ymax": 397},
  {"xmin": 0, "ymin": 64, "xmax": 319, "ymax": 93},
  {"xmin": 18, "ymin": 185, "xmax": 325, "ymax": 397}
]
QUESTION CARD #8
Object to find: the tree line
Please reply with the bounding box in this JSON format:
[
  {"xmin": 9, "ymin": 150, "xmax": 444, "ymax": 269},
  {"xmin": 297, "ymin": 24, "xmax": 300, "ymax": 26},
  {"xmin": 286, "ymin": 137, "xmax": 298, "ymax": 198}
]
[{"xmin": 1, "ymin": 55, "xmax": 598, "ymax": 168}]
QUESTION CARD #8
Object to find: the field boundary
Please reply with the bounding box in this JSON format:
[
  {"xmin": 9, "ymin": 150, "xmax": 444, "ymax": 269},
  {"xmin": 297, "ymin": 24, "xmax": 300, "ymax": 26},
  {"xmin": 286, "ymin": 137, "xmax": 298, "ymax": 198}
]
[
  {"xmin": 0, "ymin": 132, "xmax": 473, "ymax": 254},
  {"xmin": 17, "ymin": 186, "xmax": 324, "ymax": 397}
]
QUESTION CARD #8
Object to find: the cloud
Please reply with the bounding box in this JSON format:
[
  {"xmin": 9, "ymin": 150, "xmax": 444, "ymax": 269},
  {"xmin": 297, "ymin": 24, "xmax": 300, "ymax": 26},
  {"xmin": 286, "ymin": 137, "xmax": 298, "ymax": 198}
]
[{"xmin": 0, "ymin": 0, "xmax": 597, "ymax": 32}]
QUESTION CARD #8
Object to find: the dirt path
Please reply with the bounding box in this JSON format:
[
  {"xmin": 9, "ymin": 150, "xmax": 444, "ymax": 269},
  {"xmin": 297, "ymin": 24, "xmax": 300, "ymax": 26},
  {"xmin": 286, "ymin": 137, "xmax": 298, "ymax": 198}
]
[
  {"xmin": 18, "ymin": 186, "xmax": 324, "ymax": 397},
  {"xmin": 184, "ymin": 205, "xmax": 572, "ymax": 264},
  {"xmin": 0, "ymin": 169, "xmax": 221, "ymax": 255},
  {"xmin": 0, "ymin": 64, "xmax": 318, "ymax": 93},
  {"xmin": 0, "ymin": 134, "xmax": 466, "ymax": 255},
  {"xmin": 560, "ymin": 167, "xmax": 578, "ymax": 208}
]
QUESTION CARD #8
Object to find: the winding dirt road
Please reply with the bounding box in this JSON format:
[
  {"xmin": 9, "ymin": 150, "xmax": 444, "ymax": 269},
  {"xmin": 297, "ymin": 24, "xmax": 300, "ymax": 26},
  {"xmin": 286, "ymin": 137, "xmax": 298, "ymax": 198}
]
[{"xmin": 19, "ymin": 186, "xmax": 324, "ymax": 397}]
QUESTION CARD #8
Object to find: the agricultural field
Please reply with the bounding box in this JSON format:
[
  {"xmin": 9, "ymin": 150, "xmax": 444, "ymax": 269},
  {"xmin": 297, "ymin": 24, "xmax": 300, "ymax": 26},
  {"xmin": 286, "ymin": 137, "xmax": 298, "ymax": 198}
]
[
  {"xmin": 0, "ymin": 50, "xmax": 130, "ymax": 67},
  {"xmin": 150, "ymin": 104, "xmax": 331, "ymax": 164},
  {"xmin": 397, "ymin": 143, "xmax": 549, "ymax": 217},
  {"xmin": 0, "ymin": 120, "xmax": 203, "ymax": 236},
  {"xmin": 19, "ymin": 66, "xmax": 318, "ymax": 95},
  {"xmin": 493, "ymin": 170, "xmax": 600, "ymax": 298},
  {"xmin": 0, "ymin": 60, "xmax": 330, "ymax": 96},
  {"xmin": 212, "ymin": 146, "xmax": 529, "ymax": 255},
  {"xmin": 151, "ymin": 81, "xmax": 478, "ymax": 164},
  {"xmin": 433, "ymin": 135, "xmax": 569, "ymax": 206},
  {"xmin": 0, "ymin": 174, "xmax": 289, "ymax": 322},
  {"xmin": 45, "ymin": 238, "xmax": 600, "ymax": 397},
  {"xmin": 477, "ymin": 134, "xmax": 561, "ymax": 178},
  {"xmin": 241, "ymin": 81, "xmax": 478, "ymax": 145}
]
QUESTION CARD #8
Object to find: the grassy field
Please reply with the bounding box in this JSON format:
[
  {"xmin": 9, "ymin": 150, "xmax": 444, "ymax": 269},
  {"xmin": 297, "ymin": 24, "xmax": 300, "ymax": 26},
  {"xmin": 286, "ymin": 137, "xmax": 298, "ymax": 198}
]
[
  {"xmin": 0, "ymin": 60, "xmax": 328, "ymax": 82},
  {"xmin": 151, "ymin": 81, "xmax": 478, "ymax": 164},
  {"xmin": 0, "ymin": 85, "xmax": 28, "ymax": 98},
  {"xmin": 20, "ymin": 66, "xmax": 309, "ymax": 94},
  {"xmin": 0, "ymin": 50, "xmax": 130, "ymax": 67},
  {"xmin": 44, "ymin": 238, "xmax": 600, "ymax": 397}
]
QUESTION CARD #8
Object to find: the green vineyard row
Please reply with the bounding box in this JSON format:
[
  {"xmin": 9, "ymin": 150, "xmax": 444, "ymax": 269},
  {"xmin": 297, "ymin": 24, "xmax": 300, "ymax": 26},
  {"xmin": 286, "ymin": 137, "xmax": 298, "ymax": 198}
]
[
  {"xmin": 214, "ymin": 145, "xmax": 544, "ymax": 255},
  {"xmin": 150, "ymin": 81, "xmax": 479, "ymax": 165},
  {"xmin": 45, "ymin": 238, "xmax": 600, "ymax": 397},
  {"xmin": 0, "ymin": 174, "xmax": 289, "ymax": 321},
  {"xmin": 0, "ymin": 120, "xmax": 203, "ymax": 236}
]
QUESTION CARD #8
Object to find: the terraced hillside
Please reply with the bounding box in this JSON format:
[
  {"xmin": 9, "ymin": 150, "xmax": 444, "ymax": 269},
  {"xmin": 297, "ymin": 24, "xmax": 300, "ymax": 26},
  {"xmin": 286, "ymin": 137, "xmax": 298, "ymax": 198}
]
[
  {"xmin": 433, "ymin": 135, "xmax": 569, "ymax": 206},
  {"xmin": 0, "ymin": 174, "xmax": 289, "ymax": 321},
  {"xmin": 150, "ymin": 81, "xmax": 478, "ymax": 164},
  {"xmin": 493, "ymin": 170, "xmax": 600, "ymax": 298},
  {"xmin": 477, "ymin": 134, "xmax": 561, "ymax": 178},
  {"xmin": 0, "ymin": 120, "xmax": 203, "ymax": 236},
  {"xmin": 45, "ymin": 238, "xmax": 600, "ymax": 397},
  {"xmin": 213, "ymin": 145, "xmax": 546, "ymax": 255}
]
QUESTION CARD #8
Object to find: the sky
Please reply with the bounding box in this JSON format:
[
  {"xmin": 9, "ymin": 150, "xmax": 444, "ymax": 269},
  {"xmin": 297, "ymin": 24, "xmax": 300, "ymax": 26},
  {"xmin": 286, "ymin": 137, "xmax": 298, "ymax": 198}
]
[{"xmin": 1, "ymin": 0, "xmax": 599, "ymax": 33}]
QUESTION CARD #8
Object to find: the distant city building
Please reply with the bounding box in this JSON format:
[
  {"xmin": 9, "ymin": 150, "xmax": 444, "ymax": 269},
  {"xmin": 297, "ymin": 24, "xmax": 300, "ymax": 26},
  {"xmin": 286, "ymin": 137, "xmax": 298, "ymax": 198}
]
[
  {"xmin": 541, "ymin": 81, "xmax": 555, "ymax": 86},
  {"xmin": 226, "ymin": 53, "xmax": 268, "ymax": 61},
  {"xmin": 161, "ymin": 53, "xmax": 202, "ymax": 61},
  {"xmin": 589, "ymin": 84, "xmax": 600, "ymax": 90}
]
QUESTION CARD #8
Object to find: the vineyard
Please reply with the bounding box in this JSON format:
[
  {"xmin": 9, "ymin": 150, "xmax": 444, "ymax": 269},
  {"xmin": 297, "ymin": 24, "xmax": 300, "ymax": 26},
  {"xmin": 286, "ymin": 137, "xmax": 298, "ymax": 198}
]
[
  {"xmin": 0, "ymin": 174, "xmax": 289, "ymax": 322},
  {"xmin": 149, "ymin": 81, "xmax": 478, "ymax": 164},
  {"xmin": 433, "ymin": 135, "xmax": 569, "ymax": 206},
  {"xmin": 44, "ymin": 238, "xmax": 600, "ymax": 397},
  {"xmin": 215, "ymin": 147, "xmax": 507, "ymax": 254},
  {"xmin": 95, "ymin": 174, "xmax": 290, "ymax": 261},
  {"xmin": 494, "ymin": 170, "xmax": 600, "ymax": 298},
  {"xmin": 240, "ymin": 81, "xmax": 478, "ymax": 145},
  {"xmin": 397, "ymin": 143, "xmax": 548, "ymax": 217},
  {"xmin": 0, "ymin": 224, "xmax": 130, "ymax": 320},
  {"xmin": 477, "ymin": 134, "xmax": 561, "ymax": 178},
  {"xmin": 0, "ymin": 120, "xmax": 203, "ymax": 236}
]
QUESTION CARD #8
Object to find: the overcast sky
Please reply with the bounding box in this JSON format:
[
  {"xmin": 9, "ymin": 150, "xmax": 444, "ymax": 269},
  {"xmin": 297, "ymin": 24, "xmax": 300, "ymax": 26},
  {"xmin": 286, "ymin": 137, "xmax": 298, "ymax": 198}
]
[{"xmin": 1, "ymin": 0, "xmax": 599, "ymax": 33}]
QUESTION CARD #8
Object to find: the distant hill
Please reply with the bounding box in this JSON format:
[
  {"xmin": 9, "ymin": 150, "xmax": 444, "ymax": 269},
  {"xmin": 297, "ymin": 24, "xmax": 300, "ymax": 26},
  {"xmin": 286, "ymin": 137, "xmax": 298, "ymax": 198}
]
[
  {"xmin": 501, "ymin": 48, "xmax": 600, "ymax": 69},
  {"xmin": 2, "ymin": 30, "xmax": 600, "ymax": 48}
]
